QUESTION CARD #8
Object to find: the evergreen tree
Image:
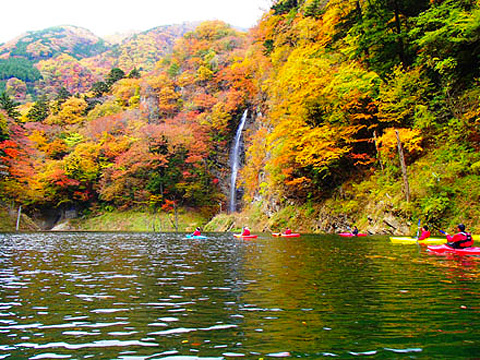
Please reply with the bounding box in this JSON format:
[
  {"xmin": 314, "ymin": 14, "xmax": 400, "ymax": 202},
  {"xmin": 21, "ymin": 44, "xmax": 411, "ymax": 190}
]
[
  {"xmin": 56, "ymin": 87, "xmax": 71, "ymax": 105},
  {"xmin": 128, "ymin": 68, "xmax": 141, "ymax": 79},
  {"xmin": 26, "ymin": 95, "xmax": 50, "ymax": 122},
  {"xmin": 0, "ymin": 92, "xmax": 20, "ymax": 120},
  {"xmin": 91, "ymin": 81, "xmax": 109, "ymax": 98},
  {"xmin": 106, "ymin": 68, "xmax": 125, "ymax": 87}
]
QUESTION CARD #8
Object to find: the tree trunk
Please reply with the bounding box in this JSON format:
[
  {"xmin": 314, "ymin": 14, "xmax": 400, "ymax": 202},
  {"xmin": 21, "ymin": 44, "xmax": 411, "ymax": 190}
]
[
  {"xmin": 395, "ymin": 130, "xmax": 410, "ymax": 202},
  {"xmin": 373, "ymin": 131, "xmax": 384, "ymax": 171},
  {"xmin": 392, "ymin": 0, "xmax": 407, "ymax": 67}
]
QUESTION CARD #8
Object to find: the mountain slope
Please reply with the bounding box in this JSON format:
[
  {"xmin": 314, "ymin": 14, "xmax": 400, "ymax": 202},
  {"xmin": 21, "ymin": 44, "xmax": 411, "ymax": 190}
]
[{"xmin": 0, "ymin": 23, "xmax": 200, "ymax": 97}]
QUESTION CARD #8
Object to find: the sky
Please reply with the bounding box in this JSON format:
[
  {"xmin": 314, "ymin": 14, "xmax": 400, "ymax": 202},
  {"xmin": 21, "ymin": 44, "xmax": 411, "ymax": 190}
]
[{"xmin": 0, "ymin": 0, "xmax": 273, "ymax": 43}]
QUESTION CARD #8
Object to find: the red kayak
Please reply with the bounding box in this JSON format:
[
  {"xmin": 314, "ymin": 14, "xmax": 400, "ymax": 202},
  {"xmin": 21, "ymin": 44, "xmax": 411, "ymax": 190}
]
[
  {"xmin": 272, "ymin": 233, "xmax": 300, "ymax": 238},
  {"xmin": 233, "ymin": 234, "xmax": 258, "ymax": 239},
  {"xmin": 339, "ymin": 233, "xmax": 368, "ymax": 237},
  {"xmin": 427, "ymin": 244, "xmax": 480, "ymax": 255}
]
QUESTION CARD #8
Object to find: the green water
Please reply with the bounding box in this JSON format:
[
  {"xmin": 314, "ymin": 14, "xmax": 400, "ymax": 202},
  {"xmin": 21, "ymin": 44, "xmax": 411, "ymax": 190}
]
[{"xmin": 0, "ymin": 232, "xmax": 479, "ymax": 359}]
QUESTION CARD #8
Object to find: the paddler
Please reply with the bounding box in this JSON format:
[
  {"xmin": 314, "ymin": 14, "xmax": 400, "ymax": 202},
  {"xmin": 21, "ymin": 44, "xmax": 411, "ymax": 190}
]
[
  {"xmin": 192, "ymin": 227, "xmax": 202, "ymax": 236},
  {"xmin": 417, "ymin": 226, "xmax": 431, "ymax": 240},
  {"xmin": 241, "ymin": 227, "xmax": 251, "ymax": 236},
  {"xmin": 351, "ymin": 226, "xmax": 359, "ymax": 236},
  {"xmin": 284, "ymin": 228, "xmax": 292, "ymax": 235},
  {"xmin": 445, "ymin": 224, "xmax": 473, "ymax": 249}
]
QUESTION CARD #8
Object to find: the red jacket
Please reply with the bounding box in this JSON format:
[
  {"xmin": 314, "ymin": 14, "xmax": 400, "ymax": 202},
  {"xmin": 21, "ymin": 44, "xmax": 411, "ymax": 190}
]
[
  {"xmin": 242, "ymin": 228, "xmax": 250, "ymax": 236},
  {"xmin": 193, "ymin": 230, "xmax": 201, "ymax": 236},
  {"xmin": 418, "ymin": 230, "xmax": 431, "ymax": 240},
  {"xmin": 447, "ymin": 232, "xmax": 473, "ymax": 248}
]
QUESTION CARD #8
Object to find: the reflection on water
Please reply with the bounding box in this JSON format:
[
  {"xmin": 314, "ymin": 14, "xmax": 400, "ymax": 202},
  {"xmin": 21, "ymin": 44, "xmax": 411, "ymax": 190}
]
[{"xmin": 0, "ymin": 232, "xmax": 479, "ymax": 359}]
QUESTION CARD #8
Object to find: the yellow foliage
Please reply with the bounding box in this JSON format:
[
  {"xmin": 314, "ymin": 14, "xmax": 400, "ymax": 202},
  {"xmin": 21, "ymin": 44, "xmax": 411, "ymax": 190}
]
[
  {"xmin": 377, "ymin": 128, "xmax": 423, "ymax": 158},
  {"xmin": 196, "ymin": 66, "xmax": 214, "ymax": 82},
  {"xmin": 64, "ymin": 142, "xmax": 101, "ymax": 181},
  {"xmin": 46, "ymin": 97, "xmax": 87, "ymax": 125},
  {"xmin": 112, "ymin": 78, "xmax": 141, "ymax": 108},
  {"xmin": 240, "ymin": 126, "xmax": 269, "ymax": 202}
]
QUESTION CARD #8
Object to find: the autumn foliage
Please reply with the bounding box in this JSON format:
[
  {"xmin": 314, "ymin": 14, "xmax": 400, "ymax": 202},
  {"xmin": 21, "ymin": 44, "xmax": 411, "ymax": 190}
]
[{"xmin": 0, "ymin": 0, "xmax": 479, "ymax": 226}]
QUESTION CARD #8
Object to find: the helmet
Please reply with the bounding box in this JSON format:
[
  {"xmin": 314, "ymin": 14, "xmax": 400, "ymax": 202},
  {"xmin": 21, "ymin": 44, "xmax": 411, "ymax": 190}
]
[{"xmin": 458, "ymin": 224, "xmax": 466, "ymax": 232}]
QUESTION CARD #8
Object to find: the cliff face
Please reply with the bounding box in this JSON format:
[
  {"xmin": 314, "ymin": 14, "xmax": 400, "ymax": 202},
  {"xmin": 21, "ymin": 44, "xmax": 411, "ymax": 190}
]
[
  {"xmin": 205, "ymin": 196, "xmax": 412, "ymax": 235},
  {"xmin": 0, "ymin": 205, "xmax": 40, "ymax": 231}
]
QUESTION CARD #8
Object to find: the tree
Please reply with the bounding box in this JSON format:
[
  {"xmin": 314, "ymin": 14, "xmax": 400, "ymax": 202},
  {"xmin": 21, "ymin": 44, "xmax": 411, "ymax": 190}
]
[
  {"xmin": 0, "ymin": 92, "xmax": 21, "ymax": 120},
  {"xmin": 90, "ymin": 81, "xmax": 109, "ymax": 98},
  {"xmin": 26, "ymin": 95, "xmax": 50, "ymax": 122},
  {"xmin": 106, "ymin": 68, "xmax": 126, "ymax": 87},
  {"xmin": 128, "ymin": 68, "xmax": 141, "ymax": 79},
  {"xmin": 341, "ymin": 0, "xmax": 430, "ymax": 76}
]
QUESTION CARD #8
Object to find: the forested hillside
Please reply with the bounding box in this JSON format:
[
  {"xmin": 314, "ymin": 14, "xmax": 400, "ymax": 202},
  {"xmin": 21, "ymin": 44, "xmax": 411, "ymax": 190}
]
[
  {"xmin": 0, "ymin": 24, "xmax": 197, "ymax": 99},
  {"xmin": 0, "ymin": 0, "xmax": 479, "ymax": 232}
]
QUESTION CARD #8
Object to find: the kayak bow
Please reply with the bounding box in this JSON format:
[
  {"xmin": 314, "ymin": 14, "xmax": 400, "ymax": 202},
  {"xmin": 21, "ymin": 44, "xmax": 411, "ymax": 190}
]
[
  {"xmin": 427, "ymin": 244, "xmax": 480, "ymax": 255},
  {"xmin": 339, "ymin": 232, "xmax": 367, "ymax": 237},
  {"xmin": 272, "ymin": 233, "xmax": 300, "ymax": 238},
  {"xmin": 185, "ymin": 234, "xmax": 208, "ymax": 240},
  {"xmin": 233, "ymin": 234, "xmax": 258, "ymax": 239}
]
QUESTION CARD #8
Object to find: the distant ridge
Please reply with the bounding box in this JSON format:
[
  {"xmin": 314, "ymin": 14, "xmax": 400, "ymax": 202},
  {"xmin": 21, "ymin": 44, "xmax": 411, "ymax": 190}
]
[
  {"xmin": 0, "ymin": 22, "xmax": 201, "ymax": 97},
  {"xmin": 0, "ymin": 25, "xmax": 107, "ymax": 61}
]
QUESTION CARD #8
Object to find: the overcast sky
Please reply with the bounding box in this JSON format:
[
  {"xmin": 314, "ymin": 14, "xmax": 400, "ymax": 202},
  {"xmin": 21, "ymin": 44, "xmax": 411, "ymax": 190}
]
[{"xmin": 0, "ymin": 0, "xmax": 272, "ymax": 43}]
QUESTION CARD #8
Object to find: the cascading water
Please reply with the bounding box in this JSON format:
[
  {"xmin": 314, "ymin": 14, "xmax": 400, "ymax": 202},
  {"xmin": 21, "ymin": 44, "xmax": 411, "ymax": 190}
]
[{"xmin": 229, "ymin": 109, "xmax": 248, "ymax": 213}]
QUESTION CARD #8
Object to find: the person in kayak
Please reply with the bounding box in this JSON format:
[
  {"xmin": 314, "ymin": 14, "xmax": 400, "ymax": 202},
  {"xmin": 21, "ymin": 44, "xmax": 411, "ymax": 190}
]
[
  {"xmin": 351, "ymin": 226, "xmax": 359, "ymax": 236},
  {"xmin": 242, "ymin": 227, "xmax": 251, "ymax": 236},
  {"xmin": 446, "ymin": 224, "xmax": 473, "ymax": 249},
  {"xmin": 192, "ymin": 227, "xmax": 201, "ymax": 236},
  {"xmin": 418, "ymin": 226, "xmax": 431, "ymax": 240},
  {"xmin": 284, "ymin": 228, "xmax": 292, "ymax": 235}
]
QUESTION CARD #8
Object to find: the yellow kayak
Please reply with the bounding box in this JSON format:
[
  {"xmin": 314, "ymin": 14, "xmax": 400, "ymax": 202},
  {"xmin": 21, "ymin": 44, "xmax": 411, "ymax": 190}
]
[
  {"xmin": 391, "ymin": 234, "xmax": 479, "ymax": 245},
  {"xmin": 390, "ymin": 237, "xmax": 446, "ymax": 245}
]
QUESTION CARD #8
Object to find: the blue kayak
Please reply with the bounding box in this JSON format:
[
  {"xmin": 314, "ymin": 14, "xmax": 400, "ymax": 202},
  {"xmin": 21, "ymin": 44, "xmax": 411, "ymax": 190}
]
[{"xmin": 185, "ymin": 234, "xmax": 208, "ymax": 240}]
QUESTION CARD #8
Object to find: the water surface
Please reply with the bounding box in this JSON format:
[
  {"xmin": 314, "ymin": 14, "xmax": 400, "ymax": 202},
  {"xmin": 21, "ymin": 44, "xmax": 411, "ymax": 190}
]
[{"xmin": 0, "ymin": 232, "xmax": 479, "ymax": 359}]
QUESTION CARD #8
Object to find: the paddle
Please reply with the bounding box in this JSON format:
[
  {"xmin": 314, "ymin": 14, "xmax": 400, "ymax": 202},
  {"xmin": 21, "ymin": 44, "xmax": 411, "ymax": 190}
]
[
  {"xmin": 412, "ymin": 219, "xmax": 421, "ymax": 249},
  {"xmin": 415, "ymin": 219, "xmax": 421, "ymax": 239},
  {"xmin": 430, "ymin": 225, "xmax": 454, "ymax": 247},
  {"xmin": 430, "ymin": 224, "xmax": 448, "ymax": 236}
]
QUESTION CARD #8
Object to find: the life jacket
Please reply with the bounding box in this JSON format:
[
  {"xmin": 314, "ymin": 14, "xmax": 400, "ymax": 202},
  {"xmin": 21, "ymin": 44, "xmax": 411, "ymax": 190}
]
[
  {"xmin": 418, "ymin": 230, "xmax": 431, "ymax": 240},
  {"xmin": 458, "ymin": 232, "xmax": 473, "ymax": 248}
]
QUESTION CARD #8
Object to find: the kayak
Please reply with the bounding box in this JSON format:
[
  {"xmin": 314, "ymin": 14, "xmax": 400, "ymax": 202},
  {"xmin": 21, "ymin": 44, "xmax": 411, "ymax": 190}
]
[
  {"xmin": 339, "ymin": 233, "xmax": 368, "ymax": 237},
  {"xmin": 185, "ymin": 234, "xmax": 207, "ymax": 240},
  {"xmin": 427, "ymin": 244, "xmax": 480, "ymax": 255},
  {"xmin": 233, "ymin": 234, "xmax": 258, "ymax": 239},
  {"xmin": 272, "ymin": 233, "xmax": 300, "ymax": 238},
  {"xmin": 390, "ymin": 237, "xmax": 446, "ymax": 245}
]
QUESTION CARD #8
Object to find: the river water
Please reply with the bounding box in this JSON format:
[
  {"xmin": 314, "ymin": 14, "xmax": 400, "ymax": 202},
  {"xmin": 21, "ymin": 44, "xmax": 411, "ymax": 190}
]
[{"xmin": 0, "ymin": 232, "xmax": 479, "ymax": 359}]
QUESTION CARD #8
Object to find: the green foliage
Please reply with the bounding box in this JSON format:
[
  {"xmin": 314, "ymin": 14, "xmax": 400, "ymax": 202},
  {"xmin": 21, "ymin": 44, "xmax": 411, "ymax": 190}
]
[
  {"xmin": 411, "ymin": 0, "xmax": 480, "ymax": 85},
  {"xmin": 68, "ymin": 208, "xmax": 209, "ymax": 231},
  {"xmin": 0, "ymin": 92, "xmax": 20, "ymax": 120},
  {"xmin": 128, "ymin": 68, "xmax": 141, "ymax": 79},
  {"xmin": 106, "ymin": 68, "xmax": 125, "ymax": 87},
  {"xmin": 26, "ymin": 95, "xmax": 50, "ymax": 122},
  {"xmin": 272, "ymin": 0, "xmax": 298, "ymax": 15},
  {"xmin": 0, "ymin": 58, "xmax": 42, "ymax": 82},
  {"xmin": 0, "ymin": 111, "xmax": 8, "ymax": 141},
  {"xmin": 90, "ymin": 81, "xmax": 109, "ymax": 98}
]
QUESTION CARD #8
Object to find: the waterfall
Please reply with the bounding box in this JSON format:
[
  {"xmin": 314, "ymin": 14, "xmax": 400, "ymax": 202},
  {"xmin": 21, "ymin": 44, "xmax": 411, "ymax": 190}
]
[{"xmin": 229, "ymin": 109, "xmax": 248, "ymax": 213}]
